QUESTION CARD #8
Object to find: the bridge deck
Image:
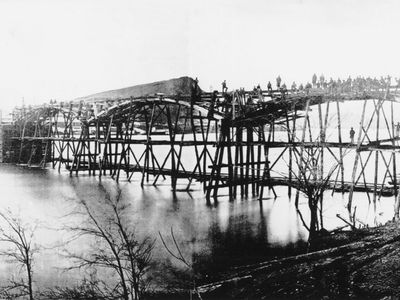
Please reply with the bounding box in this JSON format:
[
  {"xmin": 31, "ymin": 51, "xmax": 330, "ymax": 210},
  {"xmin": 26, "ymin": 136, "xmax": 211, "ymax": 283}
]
[{"xmin": 59, "ymin": 161, "xmax": 396, "ymax": 196}]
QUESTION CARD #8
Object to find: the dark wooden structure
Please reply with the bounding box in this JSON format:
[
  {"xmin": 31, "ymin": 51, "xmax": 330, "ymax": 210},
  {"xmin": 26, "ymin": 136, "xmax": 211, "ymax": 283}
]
[{"xmin": 6, "ymin": 77, "xmax": 400, "ymax": 209}]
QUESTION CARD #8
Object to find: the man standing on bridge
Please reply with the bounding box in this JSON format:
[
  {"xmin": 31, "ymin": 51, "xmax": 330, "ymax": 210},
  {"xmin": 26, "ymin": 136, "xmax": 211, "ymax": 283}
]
[
  {"xmin": 312, "ymin": 73, "xmax": 317, "ymax": 87},
  {"xmin": 305, "ymin": 82, "xmax": 312, "ymax": 94},
  {"xmin": 208, "ymin": 90, "xmax": 218, "ymax": 118},
  {"xmin": 267, "ymin": 81, "xmax": 272, "ymax": 94},
  {"xmin": 319, "ymin": 74, "xmax": 325, "ymax": 87},
  {"xmin": 281, "ymin": 83, "xmax": 287, "ymax": 99},
  {"xmin": 396, "ymin": 122, "xmax": 400, "ymax": 137},
  {"xmin": 276, "ymin": 76, "xmax": 281, "ymax": 89},
  {"xmin": 350, "ymin": 127, "xmax": 355, "ymax": 144},
  {"xmin": 222, "ymin": 80, "xmax": 228, "ymax": 94}
]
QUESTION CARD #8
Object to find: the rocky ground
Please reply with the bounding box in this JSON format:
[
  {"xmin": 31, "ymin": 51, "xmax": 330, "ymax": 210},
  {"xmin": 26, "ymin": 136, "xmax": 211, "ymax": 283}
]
[{"xmin": 197, "ymin": 222, "xmax": 400, "ymax": 299}]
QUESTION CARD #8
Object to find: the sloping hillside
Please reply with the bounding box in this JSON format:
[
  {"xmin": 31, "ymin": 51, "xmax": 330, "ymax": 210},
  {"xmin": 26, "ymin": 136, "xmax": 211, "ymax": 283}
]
[
  {"xmin": 199, "ymin": 221, "xmax": 400, "ymax": 299},
  {"xmin": 75, "ymin": 76, "xmax": 200, "ymax": 102}
]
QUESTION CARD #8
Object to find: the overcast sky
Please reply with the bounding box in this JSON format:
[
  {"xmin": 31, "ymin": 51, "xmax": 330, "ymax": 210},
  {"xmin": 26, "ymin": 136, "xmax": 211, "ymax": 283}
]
[{"xmin": 1, "ymin": 0, "xmax": 400, "ymax": 110}]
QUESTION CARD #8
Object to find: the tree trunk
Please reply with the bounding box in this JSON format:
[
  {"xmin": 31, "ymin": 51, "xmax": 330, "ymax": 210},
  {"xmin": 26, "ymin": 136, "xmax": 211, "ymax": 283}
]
[
  {"xmin": 394, "ymin": 191, "xmax": 400, "ymax": 221},
  {"xmin": 308, "ymin": 200, "xmax": 319, "ymax": 245},
  {"xmin": 26, "ymin": 259, "xmax": 33, "ymax": 300}
]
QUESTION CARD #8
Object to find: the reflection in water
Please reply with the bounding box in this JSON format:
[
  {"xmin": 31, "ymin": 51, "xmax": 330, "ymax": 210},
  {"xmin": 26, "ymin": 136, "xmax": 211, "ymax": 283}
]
[{"xmin": 0, "ymin": 164, "xmax": 395, "ymax": 290}]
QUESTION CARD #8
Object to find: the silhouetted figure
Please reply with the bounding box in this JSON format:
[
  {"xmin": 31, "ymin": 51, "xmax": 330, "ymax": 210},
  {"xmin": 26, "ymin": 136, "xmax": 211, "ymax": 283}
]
[
  {"xmin": 320, "ymin": 74, "xmax": 325, "ymax": 85},
  {"xmin": 281, "ymin": 83, "xmax": 287, "ymax": 99},
  {"xmin": 222, "ymin": 80, "xmax": 228, "ymax": 93},
  {"xmin": 247, "ymin": 95, "xmax": 253, "ymax": 106},
  {"xmin": 208, "ymin": 90, "xmax": 218, "ymax": 118},
  {"xmin": 276, "ymin": 76, "xmax": 282, "ymax": 88},
  {"xmin": 305, "ymin": 82, "xmax": 312, "ymax": 94},
  {"xmin": 253, "ymin": 86, "xmax": 258, "ymax": 95},
  {"xmin": 312, "ymin": 74, "xmax": 317, "ymax": 87},
  {"xmin": 267, "ymin": 81, "xmax": 272, "ymax": 91},
  {"xmin": 350, "ymin": 127, "xmax": 355, "ymax": 144},
  {"xmin": 291, "ymin": 81, "xmax": 297, "ymax": 91},
  {"xmin": 396, "ymin": 122, "xmax": 400, "ymax": 137},
  {"xmin": 256, "ymin": 84, "xmax": 263, "ymax": 101}
]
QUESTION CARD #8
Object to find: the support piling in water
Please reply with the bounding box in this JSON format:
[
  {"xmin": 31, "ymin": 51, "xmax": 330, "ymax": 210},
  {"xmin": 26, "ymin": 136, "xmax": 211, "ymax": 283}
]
[{"xmin": 4, "ymin": 76, "xmax": 400, "ymax": 220}]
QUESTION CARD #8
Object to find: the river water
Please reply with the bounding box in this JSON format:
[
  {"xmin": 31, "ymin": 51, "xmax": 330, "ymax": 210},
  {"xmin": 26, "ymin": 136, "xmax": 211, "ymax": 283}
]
[
  {"xmin": 0, "ymin": 161, "xmax": 396, "ymax": 291},
  {"xmin": 0, "ymin": 98, "xmax": 398, "ymax": 292}
]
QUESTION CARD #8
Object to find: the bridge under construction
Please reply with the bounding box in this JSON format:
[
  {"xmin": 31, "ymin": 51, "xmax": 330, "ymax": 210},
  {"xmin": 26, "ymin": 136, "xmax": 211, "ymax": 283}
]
[{"xmin": 3, "ymin": 76, "xmax": 400, "ymax": 208}]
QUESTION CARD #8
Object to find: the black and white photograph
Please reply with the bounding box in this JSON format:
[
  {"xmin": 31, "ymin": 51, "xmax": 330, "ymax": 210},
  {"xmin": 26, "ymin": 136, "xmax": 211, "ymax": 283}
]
[{"xmin": 1, "ymin": 0, "xmax": 400, "ymax": 299}]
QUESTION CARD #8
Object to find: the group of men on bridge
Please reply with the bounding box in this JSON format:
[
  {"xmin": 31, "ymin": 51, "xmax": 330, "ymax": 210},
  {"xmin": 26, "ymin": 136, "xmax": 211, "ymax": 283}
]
[
  {"xmin": 219, "ymin": 74, "xmax": 398, "ymax": 100},
  {"xmin": 205, "ymin": 74, "xmax": 399, "ymax": 121}
]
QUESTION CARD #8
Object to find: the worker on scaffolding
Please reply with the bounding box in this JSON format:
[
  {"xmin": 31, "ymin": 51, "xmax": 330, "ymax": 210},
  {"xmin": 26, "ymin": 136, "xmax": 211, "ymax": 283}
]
[
  {"xmin": 208, "ymin": 90, "xmax": 218, "ymax": 118},
  {"xmin": 267, "ymin": 81, "xmax": 272, "ymax": 91},
  {"xmin": 252, "ymin": 86, "xmax": 258, "ymax": 95},
  {"xmin": 276, "ymin": 76, "xmax": 282, "ymax": 89},
  {"xmin": 319, "ymin": 74, "xmax": 325, "ymax": 86},
  {"xmin": 305, "ymin": 82, "xmax": 312, "ymax": 94},
  {"xmin": 350, "ymin": 127, "xmax": 355, "ymax": 144},
  {"xmin": 281, "ymin": 83, "xmax": 287, "ymax": 99},
  {"xmin": 396, "ymin": 122, "xmax": 400, "ymax": 137},
  {"xmin": 191, "ymin": 77, "xmax": 200, "ymax": 106},
  {"xmin": 256, "ymin": 84, "xmax": 263, "ymax": 102},
  {"xmin": 312, "ymin": 73, "xmax": 317, "ymax": 87},
  {"xmin": 247, "ymin": 94, "xmax": 254, "ymax": 106},
  {"xmin": 222, "ymin": 80, "xmax": 228, "ymax": 94}
]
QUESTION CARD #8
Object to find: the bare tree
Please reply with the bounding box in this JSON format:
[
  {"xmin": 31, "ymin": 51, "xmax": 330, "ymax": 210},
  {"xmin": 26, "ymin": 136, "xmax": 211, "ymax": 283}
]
[
  {"xmin": 40, "ymin": 274, "xmax": 118, "ymax": 300},
  {"xmin": 63, "ymin": 188, "xmax": 154, "ymax": 300},
  {"xmin": 290, "ymin": 145, "xmax": 339, "ymax": 245},
  {"xmin": 0, "ymin": 210, "xmax": 38, "ymax": 300},
  {"xmin": 159, "ymin": 228, "xmax": 203, "ymax": 300}
]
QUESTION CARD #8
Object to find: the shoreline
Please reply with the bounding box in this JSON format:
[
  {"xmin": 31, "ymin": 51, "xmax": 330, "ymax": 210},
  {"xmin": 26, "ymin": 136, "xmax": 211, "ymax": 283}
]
[{"xmin": 194, "ymin": 221, "xmax": 400, "ymax": 299}]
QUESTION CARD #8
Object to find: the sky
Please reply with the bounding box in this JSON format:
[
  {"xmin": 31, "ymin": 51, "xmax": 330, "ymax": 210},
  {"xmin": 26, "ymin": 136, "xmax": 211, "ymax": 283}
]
[{"xmin": 1, "ymin": 0, "xmax": 400, "ymax": 111}]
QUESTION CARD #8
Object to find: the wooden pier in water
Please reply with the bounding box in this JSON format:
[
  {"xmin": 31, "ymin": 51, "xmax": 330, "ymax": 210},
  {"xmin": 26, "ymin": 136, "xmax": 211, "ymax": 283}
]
[{"xmin": 5, "ymin": 76, "xmax": 400, "ymax": 206}]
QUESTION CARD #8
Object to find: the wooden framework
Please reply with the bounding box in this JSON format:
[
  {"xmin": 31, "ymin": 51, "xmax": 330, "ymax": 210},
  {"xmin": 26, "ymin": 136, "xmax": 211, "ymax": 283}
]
[{"xmin": 7, "ymin": 80, "xmax": 400, "ymax": 211}]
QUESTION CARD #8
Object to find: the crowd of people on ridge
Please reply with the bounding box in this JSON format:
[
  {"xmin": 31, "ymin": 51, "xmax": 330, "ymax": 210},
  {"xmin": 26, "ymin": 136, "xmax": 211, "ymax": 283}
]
[{"xmin": 221, "ymin": 74, "xmax": 400, "ymax": 98}]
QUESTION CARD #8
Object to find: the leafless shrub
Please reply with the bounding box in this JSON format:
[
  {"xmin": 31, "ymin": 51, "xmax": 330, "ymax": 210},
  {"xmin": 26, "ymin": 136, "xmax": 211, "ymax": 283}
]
[
  {"xmin": 159, "ymin": 228, "xmax": 203, "ymax": 300},
  {"xmin": 61, "ymin": 189, "xmax": 155, "ymax": 300},
  {"xmin": 40, "ymin": 275, "xmax": 118, "ymax": 300},
  {"xmin": 0, "ymin": 209, "xmax": 38, "ymax": 300}
]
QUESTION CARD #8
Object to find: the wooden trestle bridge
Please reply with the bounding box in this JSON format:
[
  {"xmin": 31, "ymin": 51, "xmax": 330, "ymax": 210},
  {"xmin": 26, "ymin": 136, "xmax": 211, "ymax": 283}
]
[{"xmin": 5, "ymin": 77, "xmax": 400, "ymax": 205}]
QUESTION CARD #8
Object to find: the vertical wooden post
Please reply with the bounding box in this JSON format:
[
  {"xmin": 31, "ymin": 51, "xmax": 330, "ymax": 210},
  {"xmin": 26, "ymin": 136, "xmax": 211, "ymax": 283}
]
[
  {"xmin": 250, "ymin": 127, "xmax": 256, "ymax": 196},
  {"xmin": 336, "ymin": 97, "xmax": 345, "ymax": 192},
  {"xmin": 259, "ymin": 121, "xmax": 273, "ymax": 200},
  {"xmin": 285, "ymin": 108, "xmax": 293, "ymax": 196},
  {"xmin": 392, "ymin": 99, "xmax": 400, "ymax": 219},
  {"xmin": 239, "ymin": 126, "xmax": 244, "ymax": 197},
  {"xmin": 166, "ymin": 105, "xmax": 177, "ymax": 190},
  {"xmin": 227, "ymin": 124, "xmax": 234, "ymax": 200},
  {"xmin": 245, "ymin": 126, "xmax": 251, "ymax": 196},
  {"xmin": 233, "ymin": 126, "xmax": 241, "ymax": 198},
  {"xmin": 295, "ymin": 98, "xmax": 311, "ymax": 207},
  {"xmin": 256, "ymin": 125, "xmax": 263, "ymax": 194},
  {"xmin": 348, "ymin": 100, "xmax": 368, "ymax": 212},
  {"xmin": 373, "ymin": 99, "xmax": 382, "ymax": 205}
]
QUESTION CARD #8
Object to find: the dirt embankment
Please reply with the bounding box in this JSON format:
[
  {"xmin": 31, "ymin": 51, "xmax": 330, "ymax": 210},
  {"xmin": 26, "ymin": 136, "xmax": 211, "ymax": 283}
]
[
  {"xmin": 198, "ymin": 222, "xmax": 400, "ymax": 299},
  {"xmin": 75, "ymin": 76, "xmax": 200, "ymax": 102}
]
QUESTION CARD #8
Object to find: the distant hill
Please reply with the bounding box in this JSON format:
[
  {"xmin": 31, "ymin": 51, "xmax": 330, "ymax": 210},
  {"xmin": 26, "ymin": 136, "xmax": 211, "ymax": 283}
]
[{"xmin": 75, "ymin": 76, "xmax": 201, "ymax": 102}]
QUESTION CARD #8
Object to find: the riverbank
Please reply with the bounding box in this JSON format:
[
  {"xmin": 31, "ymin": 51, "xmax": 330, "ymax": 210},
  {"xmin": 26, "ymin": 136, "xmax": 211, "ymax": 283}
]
[{"xmin": 197, "ymin": 221, "xmax": 400, "ymax": 299}]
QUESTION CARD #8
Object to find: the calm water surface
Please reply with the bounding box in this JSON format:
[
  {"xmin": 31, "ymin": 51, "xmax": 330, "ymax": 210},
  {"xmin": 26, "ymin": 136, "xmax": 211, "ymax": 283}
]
[{"xmin": 0, "ymin": 163, "xmax": 395, "ymax": 290}]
